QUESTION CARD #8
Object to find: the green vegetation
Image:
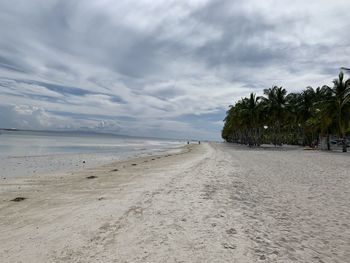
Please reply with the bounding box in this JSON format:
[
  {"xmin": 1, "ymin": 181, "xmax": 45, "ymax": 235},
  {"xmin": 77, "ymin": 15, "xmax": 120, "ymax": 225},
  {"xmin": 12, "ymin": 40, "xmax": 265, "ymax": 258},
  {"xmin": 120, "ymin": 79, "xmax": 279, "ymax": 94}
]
[{"xmin": 222, "ymin": 71, "xmax": 350, "ymax": 152}]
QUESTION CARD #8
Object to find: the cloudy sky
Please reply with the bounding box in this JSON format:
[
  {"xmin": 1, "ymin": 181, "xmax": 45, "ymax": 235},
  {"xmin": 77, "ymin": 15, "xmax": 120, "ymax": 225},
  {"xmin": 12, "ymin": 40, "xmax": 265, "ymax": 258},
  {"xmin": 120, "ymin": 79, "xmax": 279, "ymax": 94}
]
[{"xmin": 0, "ymin": 0, "xmax": 349, "ymax": 140}]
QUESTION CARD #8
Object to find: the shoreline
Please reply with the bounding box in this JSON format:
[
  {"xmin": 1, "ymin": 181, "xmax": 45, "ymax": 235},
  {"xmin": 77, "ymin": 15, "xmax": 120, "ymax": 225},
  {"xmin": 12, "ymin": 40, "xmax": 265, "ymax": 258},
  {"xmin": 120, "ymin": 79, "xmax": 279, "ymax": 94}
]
[
  {"xmin": 0, "ymin": 144, "xmax": 191, "ymax": 201},
  {"xmin": 0, "ymin": 144, "xmax": 186, "ymax": 179}
]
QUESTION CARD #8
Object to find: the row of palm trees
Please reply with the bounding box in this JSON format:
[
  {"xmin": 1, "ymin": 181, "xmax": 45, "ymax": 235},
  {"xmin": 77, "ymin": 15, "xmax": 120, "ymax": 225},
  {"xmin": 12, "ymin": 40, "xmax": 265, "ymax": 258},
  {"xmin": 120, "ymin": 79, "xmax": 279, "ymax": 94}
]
[{"xmin": 222, "ymin": 71, "xmax": 350, "ymax": 152}]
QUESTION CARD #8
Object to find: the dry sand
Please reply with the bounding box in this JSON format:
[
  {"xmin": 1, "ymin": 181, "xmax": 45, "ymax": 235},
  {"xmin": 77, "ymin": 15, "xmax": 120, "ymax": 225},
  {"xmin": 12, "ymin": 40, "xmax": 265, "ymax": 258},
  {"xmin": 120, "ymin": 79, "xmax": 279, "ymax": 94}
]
[{"xmin": 0, "ymin": 143, "xmax": 349, "ymax": 262}]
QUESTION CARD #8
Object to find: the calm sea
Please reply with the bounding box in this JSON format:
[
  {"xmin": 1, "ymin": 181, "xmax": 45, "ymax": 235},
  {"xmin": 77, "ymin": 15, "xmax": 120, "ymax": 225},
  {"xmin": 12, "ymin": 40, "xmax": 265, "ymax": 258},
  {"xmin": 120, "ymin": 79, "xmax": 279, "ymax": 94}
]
[{"xmin": 0, "ymin": 130, "xmax": 184, "ymax": 157}]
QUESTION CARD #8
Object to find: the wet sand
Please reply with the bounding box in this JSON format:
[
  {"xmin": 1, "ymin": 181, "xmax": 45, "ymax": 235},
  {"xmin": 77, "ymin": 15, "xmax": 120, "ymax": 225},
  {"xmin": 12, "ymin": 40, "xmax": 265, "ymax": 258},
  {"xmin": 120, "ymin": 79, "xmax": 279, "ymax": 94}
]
[{"xmin": 0, "ymin": 143, "xmax": 349, "ymax": 262}]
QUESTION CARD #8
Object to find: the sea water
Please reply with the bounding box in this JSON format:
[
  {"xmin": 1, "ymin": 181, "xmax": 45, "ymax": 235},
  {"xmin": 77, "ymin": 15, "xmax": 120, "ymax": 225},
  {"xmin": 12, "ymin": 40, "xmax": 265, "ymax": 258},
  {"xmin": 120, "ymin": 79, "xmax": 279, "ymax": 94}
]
[
  {"xmin": 0, "ymin": 130, "xmax": 185, "ymax": 178},
  {"xmin": 0, "ymin": 130, "xmax": 184, "ymax": 157}
]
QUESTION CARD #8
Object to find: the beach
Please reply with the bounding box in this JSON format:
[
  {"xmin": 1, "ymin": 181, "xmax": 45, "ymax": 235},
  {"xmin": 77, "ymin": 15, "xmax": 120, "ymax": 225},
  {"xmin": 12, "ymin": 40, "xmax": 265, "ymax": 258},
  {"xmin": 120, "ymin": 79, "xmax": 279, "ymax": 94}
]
[{"xmin": 1, "ymin": 143, "xmax": 349, "ymax": 262}]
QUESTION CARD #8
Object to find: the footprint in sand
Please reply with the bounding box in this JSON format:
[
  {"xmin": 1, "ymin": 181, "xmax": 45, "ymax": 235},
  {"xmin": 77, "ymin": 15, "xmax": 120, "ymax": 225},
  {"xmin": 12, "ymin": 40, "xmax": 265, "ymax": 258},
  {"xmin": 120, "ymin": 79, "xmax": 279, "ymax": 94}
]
[
  {"xmin": 226, "ymin": 228, "xmax": 237, "ymax": 235},
  {"xmin": 222, "ymin": 243, "xmax": 236, "ymax": 249},
  {"xmin": 259, "ymin": 255, "xmax": 266, "ymax": 260}
]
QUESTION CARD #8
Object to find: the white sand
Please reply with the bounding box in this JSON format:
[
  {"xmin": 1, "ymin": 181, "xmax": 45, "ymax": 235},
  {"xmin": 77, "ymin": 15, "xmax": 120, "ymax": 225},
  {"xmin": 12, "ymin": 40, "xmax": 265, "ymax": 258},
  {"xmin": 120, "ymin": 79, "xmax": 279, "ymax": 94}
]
[
  {"xmin": 0, "ymin": 153, "xmax": 120, "ymax": 179},
  {"xmin": 0, "ymin": 143, "xmax": 349, "ymax": 262}
]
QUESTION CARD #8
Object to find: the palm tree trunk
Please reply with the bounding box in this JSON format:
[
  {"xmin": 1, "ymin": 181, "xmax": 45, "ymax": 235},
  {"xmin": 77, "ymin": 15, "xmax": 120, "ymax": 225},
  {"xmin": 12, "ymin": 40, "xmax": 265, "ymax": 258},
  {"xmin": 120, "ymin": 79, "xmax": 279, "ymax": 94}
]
[
  {"xmin": 327, "ymin": 134, "xmax": 331, "ymax": 151},
  {"xmin": 339, "ymin": 111, "xmax": 347, "ymax": 152},
  {"xmin": 277, "ymin": 122, "xmax": 282, "ymax": 146},
  {"xmin": 342, "ymin": 135, "xmax": 347, "ymax": 152}
]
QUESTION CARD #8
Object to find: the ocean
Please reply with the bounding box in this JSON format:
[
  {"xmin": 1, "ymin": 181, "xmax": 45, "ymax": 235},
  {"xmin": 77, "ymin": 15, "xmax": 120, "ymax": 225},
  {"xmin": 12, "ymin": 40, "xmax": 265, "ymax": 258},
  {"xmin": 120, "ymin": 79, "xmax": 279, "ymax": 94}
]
[{"xmin": 0, "ymin": 130, "xmax": 185, "ymax": 178}]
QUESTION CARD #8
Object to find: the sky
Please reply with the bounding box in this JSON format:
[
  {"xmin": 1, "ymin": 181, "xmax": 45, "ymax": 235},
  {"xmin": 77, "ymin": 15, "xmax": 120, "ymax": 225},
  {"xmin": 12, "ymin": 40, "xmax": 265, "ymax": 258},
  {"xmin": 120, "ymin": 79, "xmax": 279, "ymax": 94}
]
[{"xmin": 0, "ymin": 0, "xmax": 349, "ymax": 140}]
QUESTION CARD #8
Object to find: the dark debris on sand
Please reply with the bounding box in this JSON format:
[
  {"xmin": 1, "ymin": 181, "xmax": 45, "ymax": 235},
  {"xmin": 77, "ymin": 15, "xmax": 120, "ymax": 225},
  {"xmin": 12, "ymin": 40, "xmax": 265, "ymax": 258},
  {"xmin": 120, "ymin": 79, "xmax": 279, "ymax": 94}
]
[
  {"xmin": 86, "ymin": 176, "xmax": 98, "ymax": 179},
  {"xmin": 11, "ymin": 197, "xmax": 27, "ymax": 202}
]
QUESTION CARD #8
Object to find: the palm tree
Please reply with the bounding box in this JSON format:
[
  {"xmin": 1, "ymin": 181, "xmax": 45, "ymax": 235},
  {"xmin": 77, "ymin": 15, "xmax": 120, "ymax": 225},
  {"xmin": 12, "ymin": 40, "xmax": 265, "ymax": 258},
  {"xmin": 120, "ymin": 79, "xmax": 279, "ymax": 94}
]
[
  {"xmin": 240, "ymin": 93, "xmax": 262, "ymax": 146},
  {"xmin": 309, "ymin": 86, "xmax": 335, "ymax": 150},
  {"xmin": 222, "ymin": 93, "xmax": 263, "ymax": 145},
  {"xmin": 321, "ymin": 72, "xmax": 350, "ymax": 152},
  {"xmin": 261, "ymin": 86, "xmax": 287, "ymax": 145},
  {"xmin": 222, "ymin": 105, "xmax": 238, "ymax": 142}
]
